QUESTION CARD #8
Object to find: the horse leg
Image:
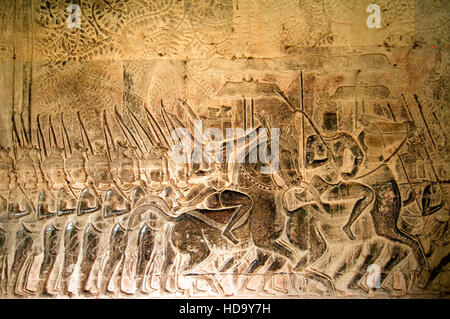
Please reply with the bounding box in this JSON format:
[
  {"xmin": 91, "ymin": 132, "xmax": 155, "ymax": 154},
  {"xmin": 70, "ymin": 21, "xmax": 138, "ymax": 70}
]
[
  {"xmin": 262, "ymin": 255, "xmax": 288, "ymax": 294},
  {"xmin": 426, "ymin": 252, "xmax": 450, "ymax": 291},
  {"xmin": 301, "ymin": 267, "xmax": 336, "ymax": 296},
  {"xmin": 217, "ymin": 250, "xmax": 250, "ymax": 296},
  {"xmin": 347, "ymin": 240, "xmax": 384, "ymax": 292},
  {"xmin": 287, "ymin": 211, "xmax": 332, "ymax": 295},
  {"xmin": 220, "ymin": 190, "xmax": 253, "ymax": 244},
  {"xmin": 189, "ymin": 248, "xmax": 225, "ymax": 296},
  {"xmin": 340, "ymin": 183, "xmax": 374, "ymax": 240},
  {"xmin": 172, "ymin": 252, "xmax": 187, "ymax": 294},
  {"xmin": 239, "ymin": 249, "xmax": 270, "ymax": 294},
  {"xmin": 379, "ymin": 244, "xmax": 409, "ymax": 292},
  {"xmin": 332, "ymin": 244, "xmax": 364, "ymax": 294},
  {"xmin": 304, "ymin": 223, "xmax": 336, "ymax": 296},
  {"xmin": 373, "ymin": 216, "xmax": 429, "ymax": 289},
  {"xmin": 372, "ymin": 180, "xmax": 429, "ymax": 287},
  {"xmin": 286, "ymin": 208, "xmax": 309, "ymax": 272},
  {"xmin": 183, "ymin": 248, "xmax": 212, "ymax": 296}
]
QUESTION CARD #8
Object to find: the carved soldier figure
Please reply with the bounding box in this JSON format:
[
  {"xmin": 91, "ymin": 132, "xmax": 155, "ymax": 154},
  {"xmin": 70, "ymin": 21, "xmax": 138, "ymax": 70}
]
[
  {"xmin": 400, "ymin": 183, "xmax": 446, "ymax": 258},
  {"xmin": 351, "ymin": 115, "xmax": 429, "ymax": 288},
  {"xmin": 129, "ymin": 146, "xmax": 170, "ymax": 294},
  {"xmin": 304, "ymin": 111, "xmax": 374, "ymax": 240},
  {"xmin": 101, "ymin": 141, "xmax": 143, "ymax": 295},
  {"xmin": 38, "ymin": 149, "xmax": 71, "ymax": 295},
  {"xmin": 0, "ymin": 146, "xmax": 14, "ymax": 295},
  {"xmin": 79, "ymin": 145, "xmax": 111, "ymax": 295},
  {"xmin": 60, "ymin": 145, "xmax": 98, "ymax": 295},
  {"xmin": 8, "ymin": 149, "xmax": 43, "ymax": 296}
]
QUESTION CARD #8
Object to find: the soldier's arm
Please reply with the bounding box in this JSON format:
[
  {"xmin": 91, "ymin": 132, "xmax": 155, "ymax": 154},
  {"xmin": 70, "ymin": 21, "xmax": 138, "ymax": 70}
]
[
  {"xmin": 423, "ymin": 203, "xmax": 444, "ymax": 217},
  {"xmin": 37, "ymin": 190, "xmax": 56, "ymax": 220},
  {"xmin": 131, "ymin": 187, "xmax": 145, "ymax": 207},
  {"xmin": 77, "ymin": 188, "xmax": 102, "ymax": 216},
  {"xmin": 57, "ymin": 206, "xmax": 76, "ymax": 216},
  {"xmin": 422, "ymin": 185, "xmax": 445, "ymax": 217},
  {"xmin": 402, "ymin": 189, "xmax": 416, "ymax": 206},
  {"xmin": 8, "ymin": 201, "xmax": 30, "ymax": 219},
  {"xmin": 342, "ymin": 134, "xmax": 364, "ymax": 178},
  {"xmin": 305, "ymin": 135, "xmax": 329, "ymax": 168},
  {"xmin": 57, "ymin": 196, "xmax": 76, "ymax": 216},
  {"xmin": 103, "ymin": 190, "xmax": 130, "ymax": 218}
]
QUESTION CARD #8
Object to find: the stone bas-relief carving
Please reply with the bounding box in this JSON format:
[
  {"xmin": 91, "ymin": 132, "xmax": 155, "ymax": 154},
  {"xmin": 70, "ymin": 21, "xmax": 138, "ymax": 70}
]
[{"xmin": 0, "ymin": 0, "xmax": 449, "ymax": 298}]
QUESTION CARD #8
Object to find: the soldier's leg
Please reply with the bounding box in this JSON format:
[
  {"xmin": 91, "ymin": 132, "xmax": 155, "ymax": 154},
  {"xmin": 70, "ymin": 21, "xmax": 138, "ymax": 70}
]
[
  {"xmin": 39, "ymin": 225, "xmax": 60, "ymax": 295},
  {"xmin": 79, "ymin": 225, "xmax": 99, "ymax": 294},
  {"xmin": 0, "ymin": 227, "xmax": 6, "ymax": 295},
  {"xmin": 102, "ymin": 224, "xmax": 127, "ymax": 294},
  {"xmin": 0, "ymin": 255, "xmax": 7, "ymax": 295},
  {"xmin": 62, "ymin": 223, "xmax": 80, "ymax": 295},
  {"xmin": 136, "ymin": 224, "xmax": 154, "ymax": 293},
  {"xmin": 9, "ymin": 227, "xmax": 32, "ymax": 296}
]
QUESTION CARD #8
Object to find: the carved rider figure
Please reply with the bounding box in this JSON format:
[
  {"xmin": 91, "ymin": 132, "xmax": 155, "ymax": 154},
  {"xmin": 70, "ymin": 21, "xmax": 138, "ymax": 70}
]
[
  {"xmin": 305, "ymin": 110, "xmax": 374, "ymax": 240},
  {"xmin": 170, "ymin": 151, "xmax": 253, "ymax": 245}
]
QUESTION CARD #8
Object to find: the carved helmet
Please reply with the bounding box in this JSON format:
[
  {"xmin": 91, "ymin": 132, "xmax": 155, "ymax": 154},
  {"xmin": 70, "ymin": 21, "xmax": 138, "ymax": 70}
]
[
  {"xmin": 16, "ymin": 147, "xmax": 36, "ymax": 171},
  {"xmin": 15, "ymin": 147, "xmax": 38, "ymax": 187},
  {"xmin": 64, "ymin": 144, "xmax": 86, "ymax": 170},
  {"xmin": 64, "ymin": 143, "xmax": 88, "ymax": 183},
  {"xmin": 111, "ymin": 140, "xmax": 139, "ymax": 183},
  {"xmin": 42, "ymin": 148, "xmax": 65, "ymax": 172},
  {"xmin": 42, "ymin": 148, "xmax": 66, "ymax": 183},
  {"xmin": 86, "ymin": 142, "xmax": 112, "ymax": 183},
  {"xmin": 140, "ymin": 144, "xmax": 168, "ymax": 184}
]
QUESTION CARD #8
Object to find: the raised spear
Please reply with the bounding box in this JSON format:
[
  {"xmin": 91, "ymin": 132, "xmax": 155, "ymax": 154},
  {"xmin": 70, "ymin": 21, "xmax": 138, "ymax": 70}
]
[
  {"xmin": 76, "ymin": 111, "xmax": 94, "ymax": 157},
  {"xmin": 37, "ymin": 114, "xmax": 47, "ymax": 158},
  {"xmin": 114, "ymin": 107, "xmax": 144, "ymax": 157},
  {"xmin": 60, "ymin": 112, "xmax": 72, "ymax": 157}
]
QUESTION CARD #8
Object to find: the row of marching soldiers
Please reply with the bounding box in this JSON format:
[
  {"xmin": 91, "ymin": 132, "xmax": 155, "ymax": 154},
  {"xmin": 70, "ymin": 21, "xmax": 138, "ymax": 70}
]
[{"xmin": 0, "ymin": 139, "xmax": 182, "ymax": 297}]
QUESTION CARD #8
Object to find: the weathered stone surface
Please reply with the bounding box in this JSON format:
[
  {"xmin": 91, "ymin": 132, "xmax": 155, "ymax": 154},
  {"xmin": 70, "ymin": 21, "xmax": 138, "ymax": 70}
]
[{"xmin": 0, "ymin": 0, "xmax": 448, "ymax": 298}]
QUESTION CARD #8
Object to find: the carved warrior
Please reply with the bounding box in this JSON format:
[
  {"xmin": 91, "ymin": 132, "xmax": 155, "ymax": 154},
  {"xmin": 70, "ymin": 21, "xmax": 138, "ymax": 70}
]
[
  {"xmin": 8, "ymin": 149, "xmax": 42, "ymax": 296},
  {"xmin": 61, "ymin": 145, "xmax": 93, "ymax": 295},
  {"xmin": 0, "ymin": 147, "xmax": 14, "ymax": 294},
  {"xmin": 79, "ymin": 145, "xmax": 110, "ymax": 296},
  {"xmin": 0, "ymin": 85, "xmax": 446, "ymax": 298},
  {"xmin": 38, "ymin": 148, "xmax": 69, "ymax": 295}
]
